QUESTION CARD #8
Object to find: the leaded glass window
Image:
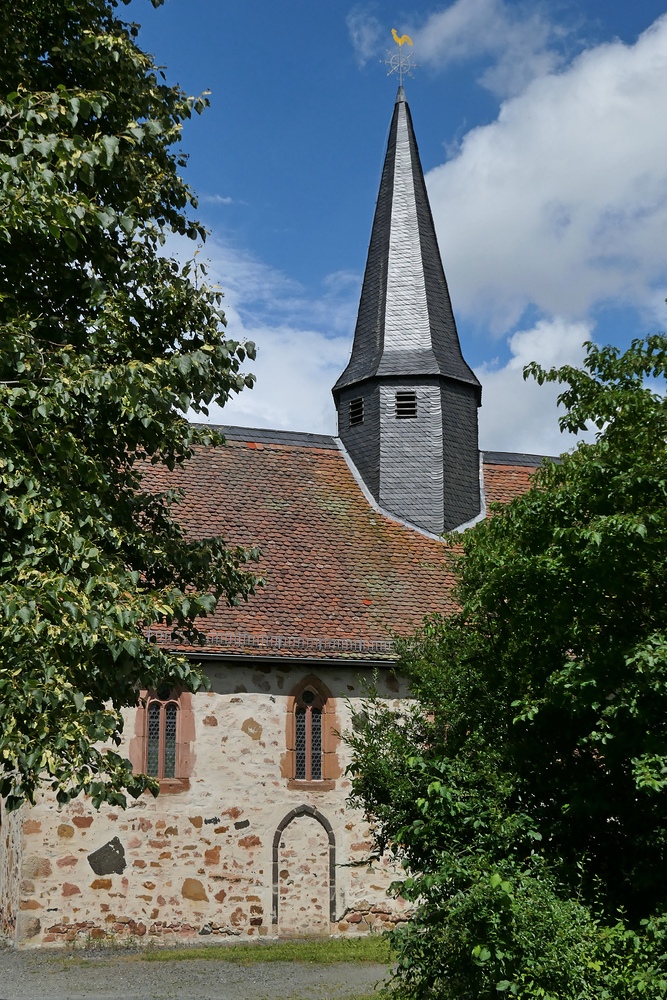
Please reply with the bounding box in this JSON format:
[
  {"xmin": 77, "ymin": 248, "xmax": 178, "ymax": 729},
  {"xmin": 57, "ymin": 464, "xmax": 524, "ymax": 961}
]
[
  {"xmin": 311, "ymin": 709, "xmax": 322, "ymax": 780},
  {"xmin": 147, "ymin": 701, "xmax": 161, "ymax": 777},
  {"xmin": 295, "ymin": 707, "xmax": 307, "ymax": 779},
  {"xmin": 293, "ymin": 688, "xmax": 324, "ymax": 781},
  {"xmin": 164, "ymin": 703, "xmax": 177, "ymax": 778},
  {"xmin": 145, "ymin": 696, "xmax": 179, "ymax": 779}
]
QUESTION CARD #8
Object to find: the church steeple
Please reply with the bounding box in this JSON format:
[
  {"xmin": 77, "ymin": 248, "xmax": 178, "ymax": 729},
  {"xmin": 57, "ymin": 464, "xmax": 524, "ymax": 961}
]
[{"xmin": 333, "ymin": 87, "xmax": 482, "ymax": 534}]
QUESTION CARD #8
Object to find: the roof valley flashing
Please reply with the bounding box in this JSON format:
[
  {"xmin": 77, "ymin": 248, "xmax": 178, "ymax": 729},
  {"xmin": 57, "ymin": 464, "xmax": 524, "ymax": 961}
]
[{"xmin": 333, "ymin": 85, "xmax": 482, "ymax": 535}]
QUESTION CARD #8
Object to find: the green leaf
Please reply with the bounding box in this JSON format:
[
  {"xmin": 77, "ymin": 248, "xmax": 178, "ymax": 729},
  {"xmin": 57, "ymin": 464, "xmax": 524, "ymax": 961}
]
[{"xmin": 0, "ymin": 0, "xmax": 258, "ymax": 811}]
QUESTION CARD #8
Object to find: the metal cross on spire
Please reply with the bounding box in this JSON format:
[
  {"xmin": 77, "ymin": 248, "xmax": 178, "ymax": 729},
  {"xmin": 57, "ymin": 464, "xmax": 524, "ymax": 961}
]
[{"xmin": 385, "ymin": 28, "xmax": 416, "ymax": 87}]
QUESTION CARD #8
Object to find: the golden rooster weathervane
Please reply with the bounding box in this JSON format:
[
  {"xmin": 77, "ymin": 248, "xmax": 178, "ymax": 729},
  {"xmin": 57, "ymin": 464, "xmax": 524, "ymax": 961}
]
[{"xmin": 386, "ymin": 28, "xmax": 415, "ymax": 87}]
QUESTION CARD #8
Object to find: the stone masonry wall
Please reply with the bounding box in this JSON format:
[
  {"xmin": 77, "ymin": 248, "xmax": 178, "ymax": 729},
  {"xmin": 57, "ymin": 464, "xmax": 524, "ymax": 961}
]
[
  {"xmin": 278, "ymin": 814, "xmax": 330, "ymax": 937},
  {"xmin": 14, "ymin": 662, "xmax": 410, "ymax": 947},
  {"xmin": 0, "ymin": 801, "xmax": 23, "ymax": 944}
]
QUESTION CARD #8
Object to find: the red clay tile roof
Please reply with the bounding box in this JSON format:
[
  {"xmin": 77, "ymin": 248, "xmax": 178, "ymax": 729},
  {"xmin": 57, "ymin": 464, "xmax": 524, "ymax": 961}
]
[
  {"xmin": 143, "ymin": 429, "xmax": 547, "ymax": 661},
  {"xmin": 484, "ymin": 463, "xmax": 536, "ymax": 505}
]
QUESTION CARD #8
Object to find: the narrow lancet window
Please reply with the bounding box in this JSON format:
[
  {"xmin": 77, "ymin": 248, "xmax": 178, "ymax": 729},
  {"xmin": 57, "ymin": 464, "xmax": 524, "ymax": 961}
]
[
  {"xmin": 294, "ymin": 688, "xmax": 323, "ymax": 781},
  {"xmin": 295, "ymin": 707, "xmax": 307, "ymax": 779},
  {"xmin": 147, "ymin": 701, "xmax": 161, "ymax": 776},
  {"xmin": 164, "ymin": 703, "xmax": 177, "ymax": 778},
  {"xmin": 310, "ymin": 708, "xmax": 322, "ymax": 780}
]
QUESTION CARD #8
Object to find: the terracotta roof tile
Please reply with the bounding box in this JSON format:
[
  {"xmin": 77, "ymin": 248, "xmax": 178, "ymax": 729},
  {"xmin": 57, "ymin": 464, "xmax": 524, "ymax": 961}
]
[
  {"xmin": 483, "ymin": 464, "xmax": 536, "ymax": 506},
  {"xmin": 144, "ymin": 431, "xmax": 542, "ymax": 660}
]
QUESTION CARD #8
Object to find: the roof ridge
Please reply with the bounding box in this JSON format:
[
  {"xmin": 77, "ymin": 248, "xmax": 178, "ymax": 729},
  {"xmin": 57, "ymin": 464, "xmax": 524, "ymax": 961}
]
[
  {"xmin": 147, "ymin": 628, "xmax": 397, "ymax": 656},
  {"xmin": 190, "ymin": 426, "xmax": 557, "ymax": 465},
  {"xmin": 191, "ymin": 424, "xmax": 338, "ymax": 449},
  {"xmin": 483, "ymin": 450, "xmax": 559, "ymax": 467}
]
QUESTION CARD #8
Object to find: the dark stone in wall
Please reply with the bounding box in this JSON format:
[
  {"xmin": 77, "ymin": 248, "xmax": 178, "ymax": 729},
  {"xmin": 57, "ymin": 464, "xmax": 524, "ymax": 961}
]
[{"xmin": 87, "ymin": 837, "xmax": 127, "ymax": 876}]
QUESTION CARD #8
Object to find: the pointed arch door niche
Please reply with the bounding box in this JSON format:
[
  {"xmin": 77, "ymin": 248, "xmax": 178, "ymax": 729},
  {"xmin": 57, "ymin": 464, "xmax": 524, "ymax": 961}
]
[{"xmin": 272, "ymin": 805, "xmax": 336, "ymax": 935}]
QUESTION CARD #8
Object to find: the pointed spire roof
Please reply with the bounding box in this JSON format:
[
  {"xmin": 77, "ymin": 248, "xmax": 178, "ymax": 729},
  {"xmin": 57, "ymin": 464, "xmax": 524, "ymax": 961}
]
[{"xmin": 334, "ymin": 87, "xmax": 480, "ymax": 399}]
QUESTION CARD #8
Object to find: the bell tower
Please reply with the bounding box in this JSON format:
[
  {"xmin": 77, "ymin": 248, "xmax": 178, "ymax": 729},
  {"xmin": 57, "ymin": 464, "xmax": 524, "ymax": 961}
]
[{"xmin": 333, "ymin": 87, "xmax": 482, "ymax": 534}]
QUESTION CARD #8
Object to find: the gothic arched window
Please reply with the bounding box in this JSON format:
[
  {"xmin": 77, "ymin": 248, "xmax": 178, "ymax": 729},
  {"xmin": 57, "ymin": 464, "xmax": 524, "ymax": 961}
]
[
  {"xmin": 285, "ymin": 676, "xmax": 340, "ymax": 790},
  {"xmin": 295, "ymin": 687, "xmax": 324, "ymax": 781},
  {"xmin": 127, "ymin": 688, "xmax": 195, "ymax": 792},
  {"xmin": 146, "ymin": 694, "xmax": 179, "ymax": 779}
]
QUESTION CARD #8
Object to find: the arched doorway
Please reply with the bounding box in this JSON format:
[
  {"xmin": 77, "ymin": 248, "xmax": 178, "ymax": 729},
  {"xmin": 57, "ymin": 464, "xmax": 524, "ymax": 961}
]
[{"xmin": 272, "ymin": 805, "xmax": 335, "ymax": 936}]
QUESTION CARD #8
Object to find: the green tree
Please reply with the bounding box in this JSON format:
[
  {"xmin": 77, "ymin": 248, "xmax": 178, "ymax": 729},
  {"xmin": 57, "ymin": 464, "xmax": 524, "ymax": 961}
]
[
  {"xmin": 0, "ymin": 0, "xmax": 259, "ymax": 810},
  {"xmin": 349, "ymin": 336, "xmax": 667, "ymax": 998}
]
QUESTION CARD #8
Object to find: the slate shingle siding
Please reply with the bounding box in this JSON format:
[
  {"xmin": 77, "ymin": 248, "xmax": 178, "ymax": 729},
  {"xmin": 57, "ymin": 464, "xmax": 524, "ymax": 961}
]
[
  {"xmin": 441, "ymin": 381, "xmax": 482, "ymax": 530},
  {"xmin": 337, "ymin": 383, "xmax": 381, "ymax": 501},
  {"xmin": 379, "ymin": 382, "xmax": 444, "ymax": 535}
]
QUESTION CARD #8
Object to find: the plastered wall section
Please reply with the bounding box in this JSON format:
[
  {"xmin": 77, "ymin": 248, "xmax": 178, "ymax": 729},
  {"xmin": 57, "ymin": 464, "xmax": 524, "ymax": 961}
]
[
  {"xmin": 15, "ymin": 662, "xmax": 411, "ymax": 947},
  {"xmin": 0, "ymin": 801, "xmax": 23, "ymax": 943}
]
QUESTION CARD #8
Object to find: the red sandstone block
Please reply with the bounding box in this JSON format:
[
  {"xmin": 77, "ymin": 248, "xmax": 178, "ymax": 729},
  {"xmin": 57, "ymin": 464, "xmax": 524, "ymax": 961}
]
[{"xmin": 72, "ymin": 816, "xmax": 93, "ymax": 829}]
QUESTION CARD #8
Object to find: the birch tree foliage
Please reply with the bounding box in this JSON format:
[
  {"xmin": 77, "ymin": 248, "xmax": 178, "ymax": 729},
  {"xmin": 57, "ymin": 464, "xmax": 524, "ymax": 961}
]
[{"xmin": 0, "ymin": 0, "xmax": 259, "ymax": 810}]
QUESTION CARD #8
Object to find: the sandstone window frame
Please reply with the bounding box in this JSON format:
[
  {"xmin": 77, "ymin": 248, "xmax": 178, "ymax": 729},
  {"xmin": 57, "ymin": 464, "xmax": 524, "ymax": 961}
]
[
  {"xmin": 284, "ymin": 675, "xmax": 339, "ymax": 791},
  {"xmin": 129, "ymin": 688, "xmax": 195, "ymax": 794}
]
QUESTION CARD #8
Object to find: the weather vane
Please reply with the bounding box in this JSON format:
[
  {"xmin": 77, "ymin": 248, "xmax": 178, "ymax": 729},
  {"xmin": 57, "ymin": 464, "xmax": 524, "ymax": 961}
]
[{"xmin": 385, "ymin": 27, "xmax": 416, "ymax": 87}]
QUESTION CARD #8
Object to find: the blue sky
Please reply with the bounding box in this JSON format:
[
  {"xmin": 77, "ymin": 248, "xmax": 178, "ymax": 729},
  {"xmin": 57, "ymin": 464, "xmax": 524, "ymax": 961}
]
[{"xmin": 125, "ymin": 0, "xmax": 667, "ymax": 454}]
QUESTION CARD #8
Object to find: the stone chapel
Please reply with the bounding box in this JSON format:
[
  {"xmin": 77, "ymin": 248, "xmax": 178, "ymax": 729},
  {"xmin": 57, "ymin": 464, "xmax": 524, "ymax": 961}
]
[{"xmin": 0, "ymin": 87, "xmax": 546, "ymax": 947}]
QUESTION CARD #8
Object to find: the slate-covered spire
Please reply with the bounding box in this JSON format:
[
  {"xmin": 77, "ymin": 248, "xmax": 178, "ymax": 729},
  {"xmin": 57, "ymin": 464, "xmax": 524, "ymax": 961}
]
[
  {"xmin": 334, "ymin": 86, "xmax": 480, "ymax": 396},
  {"xmin": 333, "ymin": 87, "xmax": 482, "ymax": 535}
]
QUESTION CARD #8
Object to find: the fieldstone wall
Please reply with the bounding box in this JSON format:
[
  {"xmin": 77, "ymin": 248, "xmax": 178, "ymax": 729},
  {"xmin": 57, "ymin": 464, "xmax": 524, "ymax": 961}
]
[
  {"xmin": 0, "ymin": 801, "xmax": 23, "ymax": 944},
  {"xmin": 278, "ymin": 814, "xmax": 330, "ymax": 936},
  {"xmin": 13, "ymin": 661, "xmax": 410, "ymax": 948}
]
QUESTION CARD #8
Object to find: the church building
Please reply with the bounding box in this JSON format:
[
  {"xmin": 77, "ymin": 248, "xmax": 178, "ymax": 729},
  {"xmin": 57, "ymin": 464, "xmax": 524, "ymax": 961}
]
[{"xmin": 0, "ymin": 87, "xmax": 545, "ymax": 947}]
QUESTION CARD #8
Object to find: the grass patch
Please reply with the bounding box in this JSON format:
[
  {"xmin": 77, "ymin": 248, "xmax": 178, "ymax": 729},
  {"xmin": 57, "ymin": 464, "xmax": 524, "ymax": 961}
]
[{"xmin": 136, "ymin": 935, "xmax": 392, "ymax": 965}]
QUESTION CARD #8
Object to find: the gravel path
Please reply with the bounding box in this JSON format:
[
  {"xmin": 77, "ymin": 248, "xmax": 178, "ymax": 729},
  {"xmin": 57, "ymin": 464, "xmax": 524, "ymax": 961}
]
[{"xmin": 0, "ymin": 948, "xmax": 390, "ymax": 1000}]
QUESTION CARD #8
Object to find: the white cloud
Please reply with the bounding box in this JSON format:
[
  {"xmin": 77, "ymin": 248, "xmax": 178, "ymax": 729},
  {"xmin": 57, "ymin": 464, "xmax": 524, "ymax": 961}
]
[
  {"xmin": 346, "ymin": 7, "xmax": 384, "ymax": 68},
  {"xmin": 168, "ymin": 237, "xmax": 595, "ymax": 453},
  {"xmin": 170, "ymin": 236, "xmax": 352, "ymax": 433},
  {"xmin": 198, "ymin": 194, "xmax": 235, "ymax": 206},
  {"xmin": 476, "ymin": 318, "xmax": 594, "ymax": 455},
  {"xmin": 205, "ymin": 323, "xmax": 347, "ymax": 433},
  {"xmin": 347, "ymin": 0, "xmax": 571, "ymax": 97},
  {"xmin": 428, "ymin": 15, "xmax": 667, "ymax": 335},
  {"xmin": 412, "ymin": 0, "xmax": 568, "ymax": 97}
]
